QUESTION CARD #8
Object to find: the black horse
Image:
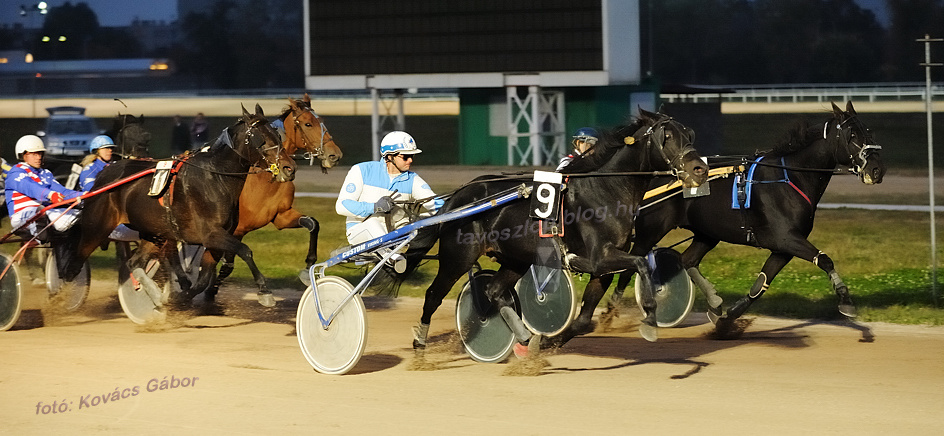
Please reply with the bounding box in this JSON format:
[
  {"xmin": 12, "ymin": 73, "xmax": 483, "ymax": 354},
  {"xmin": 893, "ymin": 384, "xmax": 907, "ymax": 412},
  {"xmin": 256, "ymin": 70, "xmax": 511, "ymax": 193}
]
[
  {"xmin": 401, "ymin": 109, "xmax": 709, "ymax": 354},
  {"xmin": 56, "ymin": 104, "xmax": 296, "ymax": 306},
  {"xmin": 589, "ymin": 101, "xmax": 885, "ymax": 338},
  {"xmin": 106, "ymin": 113, "xmax": 152, "ymax": 158}
]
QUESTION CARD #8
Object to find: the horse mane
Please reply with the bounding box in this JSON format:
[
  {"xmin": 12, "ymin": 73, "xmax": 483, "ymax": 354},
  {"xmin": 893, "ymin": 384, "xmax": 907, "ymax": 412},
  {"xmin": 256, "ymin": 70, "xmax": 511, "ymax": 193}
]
[
  {"xmin": 560, "ymin": 117, "xmax": 648, "ymax": 174},
  {"xmin": 279, "ymin": 98, "xmax": 311, "ymax": 122},
  {"xmin": 764, "ymin": 119, "xmax": 822, "ymax": 157}
]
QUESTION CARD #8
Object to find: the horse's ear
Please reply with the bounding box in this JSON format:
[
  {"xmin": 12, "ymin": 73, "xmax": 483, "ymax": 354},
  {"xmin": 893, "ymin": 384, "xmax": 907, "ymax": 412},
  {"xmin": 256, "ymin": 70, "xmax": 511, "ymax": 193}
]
[
  {"xmin": 845, "ymin": 101, "xmax": 856, "ymax": 115},
  {"xmin": 638, "ymin": 106, "xmax": 656, "ymax": 121},
  {"xmin": 241, "ymin": 104, "xmax": 251, "ymax": 119},
  {"xmin": 303, "ymin": 93, "xmax": 311, "ymax": 103},
  {"xmin": 255, "ymin": 103, "xmax": 265, "ymax": 118},
  {"xmin": 831, "ymin": 102, "xmax": 843, "ymax": 118}
]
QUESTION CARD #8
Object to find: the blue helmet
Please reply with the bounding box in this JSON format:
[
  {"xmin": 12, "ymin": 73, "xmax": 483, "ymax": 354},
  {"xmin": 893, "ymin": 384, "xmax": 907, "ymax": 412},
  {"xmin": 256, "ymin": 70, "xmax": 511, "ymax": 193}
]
[
  {"xmin": 572, "ymin": 127, "xmax": 599, "ymax": 142},
  {"xmin": 89, "ymin": 135, "xmax": 115, "ymax": 153}
]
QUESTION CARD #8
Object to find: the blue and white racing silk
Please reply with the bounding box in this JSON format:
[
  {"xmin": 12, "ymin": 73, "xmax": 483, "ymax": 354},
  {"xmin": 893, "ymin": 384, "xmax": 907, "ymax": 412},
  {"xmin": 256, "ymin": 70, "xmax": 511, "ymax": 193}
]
[
  {"xmin": 79, "ymin": 158, "xmax": 108, "ymax": 191},
  {"xmin": 336, "ymin": 161, "xmax": 443, "ymax": 243},
  {"xmin": 5, "ymin": 162, "xmax": 83, "ymax": 234}
]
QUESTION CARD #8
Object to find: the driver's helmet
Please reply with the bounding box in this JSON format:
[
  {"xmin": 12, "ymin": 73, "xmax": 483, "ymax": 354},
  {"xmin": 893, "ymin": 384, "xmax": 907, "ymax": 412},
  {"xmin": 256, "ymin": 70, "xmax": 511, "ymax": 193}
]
[
  {"xmin": 15, "ymin": 134, "xmax": 46, "ymax": 158},
  {"xmin": 572, "ymin": 127, "xmax": 599, "ymax": 149},
  {"xmin": 380, "ymin": 131, "xmax": 422, "ymax": 157},
  {"xmin": 89, "ymin": 135, "xmax": 116, "ymax": 153}
]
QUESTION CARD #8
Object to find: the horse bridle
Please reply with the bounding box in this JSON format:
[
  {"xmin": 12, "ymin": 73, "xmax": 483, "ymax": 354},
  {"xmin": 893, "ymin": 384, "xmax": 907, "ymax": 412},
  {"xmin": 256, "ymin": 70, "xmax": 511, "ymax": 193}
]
[
  {"xmin": 641, "ymin": 116, "xmax": 698, "ymax": 181},
  {"xmin": 825, "ymin": 115, "xmax": 882, "ymax": 176},
  {"xmin": 290, "ymin": 106, "xmax": 330, "ymax": 165},
  {"xmin": 240, "ymin": 118, "xmax": 284, "ymax": 176}
]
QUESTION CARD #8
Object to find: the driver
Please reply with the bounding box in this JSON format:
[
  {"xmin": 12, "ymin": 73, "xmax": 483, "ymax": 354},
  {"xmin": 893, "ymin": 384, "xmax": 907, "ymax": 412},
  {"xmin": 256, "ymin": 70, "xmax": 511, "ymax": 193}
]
[
  {"xmin": 5, "ymin": 134, "xmax": 83, "ymax": 237},
  {"xmin": 78, "ymin": 135, "xmax": 117, "ymax": 190},
  {"xmin": 335, "ymin": 131, "xmax": 443, "ymax": 269},
  {"xmin": 556, "ymin": 127, "xmax": 599, "ymax": 171}
]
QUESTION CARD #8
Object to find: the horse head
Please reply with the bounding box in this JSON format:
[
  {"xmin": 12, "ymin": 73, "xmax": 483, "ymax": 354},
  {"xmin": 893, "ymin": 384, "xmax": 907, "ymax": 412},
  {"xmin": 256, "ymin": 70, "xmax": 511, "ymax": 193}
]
[
  {"xmin": 283, "ymin": 94, "xmax": 343, "ymax": 172},
  {"xmin": 109, "ymin": 113, "xmax": 151, "ymax": 158},
  {"xmin": 634, "ymin": 108, "xmax": 709, "ymax": 188},
  {"xmin": 831, "ymin": 101, "xmax": 885, "ymax": 185},
  {"xmin": 238, "ymin": 103, "xmax": 296, "ymax": 182}
]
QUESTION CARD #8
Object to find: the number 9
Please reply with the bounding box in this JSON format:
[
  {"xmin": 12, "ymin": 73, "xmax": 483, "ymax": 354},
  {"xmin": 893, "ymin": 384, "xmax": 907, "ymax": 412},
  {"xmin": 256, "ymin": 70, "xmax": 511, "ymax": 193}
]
[{"xmin": 533, "ymin": 183, "xmax": 555, "ymax": 218}]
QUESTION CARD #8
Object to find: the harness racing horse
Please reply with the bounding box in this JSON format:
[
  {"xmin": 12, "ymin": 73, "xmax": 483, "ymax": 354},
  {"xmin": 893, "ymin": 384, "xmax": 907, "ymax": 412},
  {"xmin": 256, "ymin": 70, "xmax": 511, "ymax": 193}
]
[
  {"xmin": 601, "ymin": 101, "xmax": 886, "ymax": 337},
  {"xmin": 403, "ymin": 109, "xmax": 708, "ymax": 354},
  {"xmin": 206, "ymin": 94, "xmax": 343, "ymax": 299},
  {"xmin": 106, "ymin": 113, "xmax": 152, "ymax": 158},
  {"xmin": 55, "ymin": 104, "xmax": 296, "ymax": 307}
]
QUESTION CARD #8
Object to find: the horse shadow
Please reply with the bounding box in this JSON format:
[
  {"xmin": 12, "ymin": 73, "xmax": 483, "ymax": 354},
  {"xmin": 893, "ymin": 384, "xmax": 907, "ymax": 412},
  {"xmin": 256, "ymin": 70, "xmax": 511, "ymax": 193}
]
[{"xmin": 542, "ymin": 314, "xmax": 874, "ymax": 379}]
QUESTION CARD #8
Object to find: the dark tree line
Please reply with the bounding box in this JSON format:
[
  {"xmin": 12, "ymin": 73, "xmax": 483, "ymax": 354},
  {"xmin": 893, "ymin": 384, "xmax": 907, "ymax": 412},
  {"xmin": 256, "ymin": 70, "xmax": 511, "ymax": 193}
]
[{"xmin": 645, "ymin": 0, "xmax": 944, "ymax": 84}]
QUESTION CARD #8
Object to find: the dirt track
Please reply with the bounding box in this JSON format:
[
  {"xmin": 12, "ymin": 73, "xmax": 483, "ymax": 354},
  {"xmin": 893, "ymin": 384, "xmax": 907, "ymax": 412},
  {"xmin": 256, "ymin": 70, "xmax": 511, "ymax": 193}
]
[{"xmin": 2, "ymin": 168, "xmax": 944, "ymax": 435}]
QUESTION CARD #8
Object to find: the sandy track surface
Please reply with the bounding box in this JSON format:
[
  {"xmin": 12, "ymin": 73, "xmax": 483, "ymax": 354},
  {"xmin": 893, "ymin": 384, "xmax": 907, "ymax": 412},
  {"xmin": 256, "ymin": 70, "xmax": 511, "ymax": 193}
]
[{"xmin": 2, "ymin": 276, "xmax": 943, "ymax": 435}]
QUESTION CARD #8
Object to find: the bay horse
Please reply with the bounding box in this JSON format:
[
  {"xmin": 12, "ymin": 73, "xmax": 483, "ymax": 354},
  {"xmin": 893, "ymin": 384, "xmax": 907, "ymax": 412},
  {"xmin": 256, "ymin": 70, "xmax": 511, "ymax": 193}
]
[
  {"xmin": 56, "ymin": 104, "xmax": 296, "ymax": 307},
  {"xmin": 205, "ymin": 94, "xmax": 343, "ymax": 299},
  {"xmin": 402, "ymin": 109, "xmax": 708, "ymax": 354},
  {"xmin": 594, "ymin": 101, "xmax": 886, "ymax": 338}
]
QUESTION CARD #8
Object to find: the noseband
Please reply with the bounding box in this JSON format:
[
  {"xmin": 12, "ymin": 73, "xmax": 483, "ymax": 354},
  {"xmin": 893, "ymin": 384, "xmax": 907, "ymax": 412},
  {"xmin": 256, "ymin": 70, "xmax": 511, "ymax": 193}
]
[{"xmin": 825, "ymin": 116, "xmax": 881, "ymax": 175}]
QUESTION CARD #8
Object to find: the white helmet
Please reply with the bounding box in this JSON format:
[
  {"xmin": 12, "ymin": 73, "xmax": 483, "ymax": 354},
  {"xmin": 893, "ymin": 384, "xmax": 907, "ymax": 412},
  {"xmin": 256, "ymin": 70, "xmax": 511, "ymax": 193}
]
[
  {"xmin": 380, "ymin": 131, "xmax": 422, "ymax": 157},
  {"xmin": 15, "ymin": 134, "xmax": 46, "ymax": 157}
]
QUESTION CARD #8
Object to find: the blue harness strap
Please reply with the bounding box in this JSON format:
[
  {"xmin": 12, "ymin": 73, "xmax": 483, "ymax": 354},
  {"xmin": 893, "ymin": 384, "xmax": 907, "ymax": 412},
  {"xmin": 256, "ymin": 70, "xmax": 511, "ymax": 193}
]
[
  {"xmin": 732, "ymin": 157, "xmax": 763, "ymax": 209},
  {"xmin": 731, "ymin": 156, "xmax": 811, "ymax": 209}
]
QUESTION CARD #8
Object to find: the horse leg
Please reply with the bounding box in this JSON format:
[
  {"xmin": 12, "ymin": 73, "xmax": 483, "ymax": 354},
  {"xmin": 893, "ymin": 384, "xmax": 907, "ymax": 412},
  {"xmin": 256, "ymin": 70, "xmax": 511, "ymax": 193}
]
[
  {"xmin": 271, "ymin": 208, "xmax": 319, "ymax": 268},
  {"xmin": 202, "ymin": 230, "xmax": 272, "ymax": 307},
  {"xmin": 812, "ymin": 251, "xmax": 856, "ymax": 317},
  {"xmin": 568, "ymin": 250, "xmax": 657, "ymax": 342},
  {"xmin": 714, "ymin": 252, "xmax": 792, "ymax": 335},
  {"xmin": 486, "ymin": 266, "xmax": 531, "ymax": 357},
  {"xmin": 545, "ymin": 274, "xmax": 615, "ymax": 349},
  {"xmin": 413, "ymin": 264, "xmax": 470, "ymax": 350}
]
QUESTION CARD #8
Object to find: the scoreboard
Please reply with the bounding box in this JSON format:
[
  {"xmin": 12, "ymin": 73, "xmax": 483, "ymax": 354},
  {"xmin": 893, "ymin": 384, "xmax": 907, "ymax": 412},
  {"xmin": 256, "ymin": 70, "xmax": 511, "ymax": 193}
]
[{"xmin": 304, "ymin": 0, "xmax": 640, "ymax": 90}]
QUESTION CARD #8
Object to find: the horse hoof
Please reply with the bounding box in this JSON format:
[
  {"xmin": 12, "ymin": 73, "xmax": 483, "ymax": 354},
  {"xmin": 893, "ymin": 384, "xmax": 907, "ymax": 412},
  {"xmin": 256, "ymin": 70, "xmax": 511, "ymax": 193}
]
[
  {"xmin": 297, "ymin": 269, "xmax": 311, "ymax": 286},
  {"xmin": 638, "ymin": 323, "xmax": 658, "ymax": 342},
  {"xmin": 707, "ymin": 306, "xmax": 723, "ymax": 325},
  {"xmin": 257, "ymin": 292, "xmax": 276, "ymax": 307},
  {"xmin": 838, "ymin": 303, "xmax": 857, "ymax": 318},
  {"xmin": 707, "ymin": 294, "xmax": 723, "ymax": 309}
]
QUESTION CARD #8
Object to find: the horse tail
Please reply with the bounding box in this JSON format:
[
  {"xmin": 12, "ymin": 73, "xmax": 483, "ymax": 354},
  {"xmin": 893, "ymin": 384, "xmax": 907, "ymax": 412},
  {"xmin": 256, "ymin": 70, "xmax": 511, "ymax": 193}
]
[{"xmin": 367, "ymin": 222, "xmax": 442, "ymax": 297}]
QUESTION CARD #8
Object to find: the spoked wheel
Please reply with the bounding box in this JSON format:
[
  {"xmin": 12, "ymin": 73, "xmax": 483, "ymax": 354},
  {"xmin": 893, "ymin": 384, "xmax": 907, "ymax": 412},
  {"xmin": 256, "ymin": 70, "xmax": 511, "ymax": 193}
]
[
  {"xmin": 634, "ymin": 247, "xmax": 695, "ymax": 328},
  {"xmin": 45, "ymin": 253, "xmax": 90, "ymax": 312},
  {"xmin": 516, "ymin": 265, "xmax": 577, "ymax": 336},
  {"xmin": 456, "ymin": 270, "xmax": 518, "ymax": 363},
  {"xmin": 118, "ymin": 243, "xmax": 168, "ymax": 324},
  {"xmin": 0, "ymin": 253, "xmax": 24, "ymax": 331},
  {"xmin": 296, "ymin": 276, "xmax": 366, "ymax": 375}
]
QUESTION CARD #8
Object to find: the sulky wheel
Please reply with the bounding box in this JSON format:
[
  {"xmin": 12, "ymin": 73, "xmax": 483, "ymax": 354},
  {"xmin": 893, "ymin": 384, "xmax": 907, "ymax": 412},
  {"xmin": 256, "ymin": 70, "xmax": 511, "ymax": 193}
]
[
  {"xmin": 0, "ymin": 253, "xmax": 23, "ymax": 331},
  {"xmin": 516, "ymin": 265, "xmax": 577, "ymax": 336},
  {"xmin": 296, "ymin": 276, "xmax": 366, "ymax": 375},
  {"xmin": 118, "ymin": 243, "xmax": 168, "ymax": 324},
  {"xmin": 456, "ymin": 270, "xmax": 517, "ymax": 363},
  {"xmin": 45, "ymin": 253, "xmax": 89, "ymax": 312},
  {"xmin": 634, "ymin": 247, "xmax": 695, "ymax": 328}
]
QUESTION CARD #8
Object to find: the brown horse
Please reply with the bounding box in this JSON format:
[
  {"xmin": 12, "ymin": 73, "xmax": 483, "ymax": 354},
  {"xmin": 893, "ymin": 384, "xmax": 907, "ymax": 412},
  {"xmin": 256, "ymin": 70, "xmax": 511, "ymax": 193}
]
[{"xmin": 207, "ymin": 94, "xmax": 342, "ymax": 298}]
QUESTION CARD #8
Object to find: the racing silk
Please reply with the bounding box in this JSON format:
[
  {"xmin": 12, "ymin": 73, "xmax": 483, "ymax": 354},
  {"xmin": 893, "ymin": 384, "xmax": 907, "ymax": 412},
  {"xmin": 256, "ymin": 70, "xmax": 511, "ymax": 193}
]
[
  {"xmin": 79, "ymin": 158, "xmax": 109, "ymax": 191},
  {"xmin": 336, "ymin": 160, "xmax": 443, "ymax": 230},
  {"xmin": 5, "ymin": 162, "xmax": 82, "ymax": 216},
  {"xmin": 556, "ymin": 154, "xmax": 575, "ymax": 172}
]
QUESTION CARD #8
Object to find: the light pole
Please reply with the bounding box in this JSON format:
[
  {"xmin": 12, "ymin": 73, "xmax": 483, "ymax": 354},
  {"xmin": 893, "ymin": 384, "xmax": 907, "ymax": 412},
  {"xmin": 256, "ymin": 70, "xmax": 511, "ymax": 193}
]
[{"xmin": 918, "ymin": 34, "xmax": 942, "ymax": 303}]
